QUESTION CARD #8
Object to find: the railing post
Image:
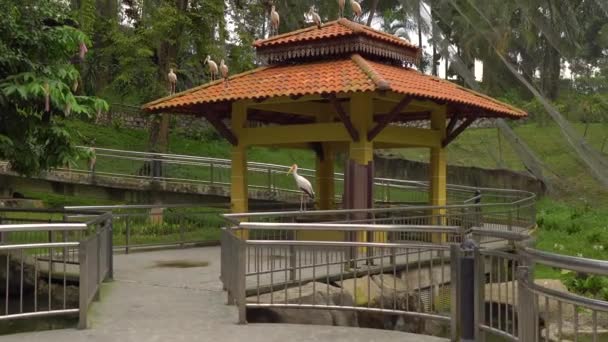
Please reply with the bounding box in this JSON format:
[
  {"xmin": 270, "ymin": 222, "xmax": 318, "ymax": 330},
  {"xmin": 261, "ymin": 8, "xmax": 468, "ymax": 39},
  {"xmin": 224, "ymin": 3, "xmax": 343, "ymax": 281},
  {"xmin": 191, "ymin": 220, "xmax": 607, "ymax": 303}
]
[
  {"xmin": 78, "ymin": 241, "xmax": 88, "ymax": 329},
  {"xmin": 517, "ymin": 266, "xmax": 536, "ymax": 341},
  {"xmin": 474, "ymin": 247, "xmax": 486, "ymax": 342},
  {"xmin": 179, "ymin": 220, "xmax": 185, "ymax": 248},
  {"xmin": 95, "ymin": 230, "xmax": 101, "ymax": 301},
  {"xmin": 48, "ymin": 230, "xmax": 54, "ymax": 273},
  {"xmin": 107, "ymin": 218, "xmax": 114, "ymax": 281},
  {"xmin": 210, "ymin": 162, "xmax": 214, "ymax": 184},
  {"xmin": 450, "ymin": 244, "xmax": 461, "ymax": 342},
  {"xmin": 267, "ymin": 168, "xmax": 272, "ymax": 193},
  {"xmin": 236, "ymin": 239, "xmax": 247, "ymax": 324},
  {"xmin": 460, "ymin": 251, "xmax": 475, "ymax": 341},
  {"xmin": 125, "ymin": 216, "xmax": 130, "ymax": 255},
  {"xmin": 289, "ymin": 244, "xmax": 296, "ymax": 281}
]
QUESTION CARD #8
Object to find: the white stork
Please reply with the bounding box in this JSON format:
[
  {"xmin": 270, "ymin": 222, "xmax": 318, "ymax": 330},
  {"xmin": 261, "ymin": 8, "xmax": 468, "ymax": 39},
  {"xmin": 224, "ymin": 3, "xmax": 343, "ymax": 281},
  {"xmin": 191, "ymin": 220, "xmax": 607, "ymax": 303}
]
[
  {"xmin": 287, "ymin": 164, "xmax": 314, "ymax": 211},
  {"xmin": 168, "ymin": 68, "xmax": 177, "ymax": 94},
  {"xmin": 310, "ymin": 6, "xmax": 322, "ymax": 29},
  {"xmin": 204, "ymin": 55, "xmax": 219, "ymax": 81},
  {"xmin": 338, "ymin": 0, "xmax": 345, "ymax": 18},
  {"xmin": 219, "ymin": 59, "xmax": 229, "ymax": 82},
  {"xmin": 270, "ymin": 5, "xmax": 280, "ymax": 36},
  {"xmin": 350, "ymin": 0, "xmax": 362, "ymax": 22}
]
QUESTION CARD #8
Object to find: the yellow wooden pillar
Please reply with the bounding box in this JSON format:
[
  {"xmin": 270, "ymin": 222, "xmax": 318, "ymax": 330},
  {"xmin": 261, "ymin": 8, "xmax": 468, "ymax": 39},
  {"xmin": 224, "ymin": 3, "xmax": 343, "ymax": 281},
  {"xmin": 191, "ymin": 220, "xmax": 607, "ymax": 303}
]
[
  {"xmin": 298, "ymin": 143, "xmax": 342, "ymax": 241},
  {"xmin": 231, "ymin": 102, "xmax": 248, "ymax": 214},
  {"xmin": 347, "ymin": 93, "xmax": 375, "ymax": 244},
  {"xmin": 430, "ymin": 106, "xmax": 448, "ymax": 243}
]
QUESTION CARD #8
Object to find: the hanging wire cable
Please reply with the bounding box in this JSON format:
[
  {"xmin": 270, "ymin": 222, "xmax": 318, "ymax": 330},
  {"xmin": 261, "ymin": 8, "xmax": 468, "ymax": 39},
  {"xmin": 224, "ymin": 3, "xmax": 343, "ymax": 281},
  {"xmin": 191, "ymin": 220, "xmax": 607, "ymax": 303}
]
[
  {"xmin": 442, "ymin": 0, "xmax": 608, "ymax": 188},
  {"xmin": 412, "ymin": 1, "xmax": 555, "ymax": 189}
]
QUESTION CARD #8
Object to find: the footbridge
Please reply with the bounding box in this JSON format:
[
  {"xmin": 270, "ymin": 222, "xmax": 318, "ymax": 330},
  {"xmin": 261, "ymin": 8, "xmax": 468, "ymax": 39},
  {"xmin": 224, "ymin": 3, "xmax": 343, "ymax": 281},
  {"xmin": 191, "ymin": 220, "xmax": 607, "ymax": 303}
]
[{"xmin": 0, "ymin": 146, "xmax": 504, "ymax": 207}]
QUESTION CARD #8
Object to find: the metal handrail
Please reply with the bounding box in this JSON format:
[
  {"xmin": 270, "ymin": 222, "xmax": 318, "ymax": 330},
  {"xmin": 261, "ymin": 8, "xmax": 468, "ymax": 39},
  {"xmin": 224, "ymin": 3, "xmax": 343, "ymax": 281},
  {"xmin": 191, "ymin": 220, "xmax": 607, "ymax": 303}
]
[
  {"xmin": 38, "ymin": 146, "xmax": 536, "ymax": 207},
  {"xmin": 237, "ymin": 222, "xmax": 461, "ymax": 233},
  {"xmin": 519, "ymin": 245, "xmax": 608, "ymax": 276},
  {"xmin": 0, "ymin": 223, "xmax": 87, "ymax": 232},
  {"xmin": 223, "ymin": 200, "xmax": 535, "ymax": 223},
  {"xmin": 520, "ymin": 276, "xmax": 608, "ymax": 312},
  {"xmin": 0, "ymin": 242, "xmax": 80, "ymax": 251},
  {"xmin": 246, "ymin": 239, "xmax": 450, "ymax": 249}
]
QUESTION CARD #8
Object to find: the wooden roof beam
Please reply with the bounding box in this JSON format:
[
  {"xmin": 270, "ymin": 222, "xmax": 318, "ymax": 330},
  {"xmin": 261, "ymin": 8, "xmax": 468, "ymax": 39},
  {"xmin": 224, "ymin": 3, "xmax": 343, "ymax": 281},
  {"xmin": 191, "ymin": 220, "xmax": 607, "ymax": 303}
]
[
  {"xmin": 329, "ymin": 95, "xmax": 359, "ymax": 142},
  {"xmin": 367, "ymin": 97, "xmax": 413, "ymax": 141},
  {"xmin": 206, "ymin": 114, "xmax": 238, "ymax": 146},
  {"xmin": 445, "ymin": 112, "xmax": 460, "ymax": 135},
  {"xmin": 442, "ymin": 117, "xmax": 475, "ymax": 147}
]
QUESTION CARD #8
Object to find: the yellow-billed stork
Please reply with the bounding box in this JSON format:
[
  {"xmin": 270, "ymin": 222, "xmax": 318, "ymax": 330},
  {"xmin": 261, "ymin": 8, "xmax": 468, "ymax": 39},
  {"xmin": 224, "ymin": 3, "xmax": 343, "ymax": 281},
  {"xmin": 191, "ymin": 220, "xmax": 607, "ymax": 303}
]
[{"xmin": 287, "ymin": 164, "xmax": 314, "ymax": 211}]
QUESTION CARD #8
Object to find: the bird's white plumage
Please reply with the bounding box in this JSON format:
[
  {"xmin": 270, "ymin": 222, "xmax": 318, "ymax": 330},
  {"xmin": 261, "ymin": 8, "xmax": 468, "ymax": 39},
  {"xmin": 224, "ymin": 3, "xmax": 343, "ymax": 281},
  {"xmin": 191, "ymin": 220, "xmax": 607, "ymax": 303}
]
[
  {"xmin": 168, "ymin": 68, "xmax": 177, "ymax": 94},
  {"xmin": 204, "ymin": 55, "xmax": 219, "ymax": 81},
  {"xmin": 168, "ymin": 69, "xmax": 177, "ymax": 83},
  {"xmin": 350, "ymin": 0, "xmax": 362, "ymax": 20},
  {"xmin": 310, "ymin": 7, "xmax": 322, "ymax": 28},
  {"xmin": 288, "ymin": 164, "xmax": 314, "ymax": 211},
  {"xmin": 270, "ymin": 5, "xmax": 280, "ymax": 35},
  {"xmin": 219, "ymin": 60, "xmax": 229, "ymax": 79}
]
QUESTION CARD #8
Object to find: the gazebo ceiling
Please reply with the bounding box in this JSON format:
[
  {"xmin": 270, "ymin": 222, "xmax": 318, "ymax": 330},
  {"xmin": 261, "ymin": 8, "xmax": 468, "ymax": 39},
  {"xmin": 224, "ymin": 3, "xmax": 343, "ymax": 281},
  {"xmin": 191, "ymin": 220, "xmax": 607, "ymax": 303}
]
[{"xmin": 143, "ymin": 53, "xmax": 526, "ymax": 120}]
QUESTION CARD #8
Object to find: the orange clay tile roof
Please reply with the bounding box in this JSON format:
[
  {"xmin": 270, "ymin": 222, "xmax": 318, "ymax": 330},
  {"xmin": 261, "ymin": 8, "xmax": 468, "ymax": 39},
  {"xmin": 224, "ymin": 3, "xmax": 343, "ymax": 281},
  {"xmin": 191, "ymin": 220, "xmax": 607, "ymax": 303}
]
[
  {"xmin": 253, "ymin": 19, "xmax": 419, "ymax": 52},
  {"xmin": 143, "ymin": 54, "xmax": 526, "ymax": 119}
]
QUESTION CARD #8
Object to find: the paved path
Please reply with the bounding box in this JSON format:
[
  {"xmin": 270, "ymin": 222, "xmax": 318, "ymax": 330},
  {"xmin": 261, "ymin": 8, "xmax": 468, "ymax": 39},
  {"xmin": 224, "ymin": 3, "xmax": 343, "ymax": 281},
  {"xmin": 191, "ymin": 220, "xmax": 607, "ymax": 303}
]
[{"xmin": 6, "ymin": 247, "xmax": 447, "ymax": 342}]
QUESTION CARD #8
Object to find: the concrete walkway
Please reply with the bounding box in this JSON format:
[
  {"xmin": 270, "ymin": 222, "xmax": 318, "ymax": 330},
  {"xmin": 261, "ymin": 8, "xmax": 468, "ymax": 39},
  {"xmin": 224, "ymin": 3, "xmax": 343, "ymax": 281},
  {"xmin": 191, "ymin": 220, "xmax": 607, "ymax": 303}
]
[{"xmin": 6, "ymin": 247, "xmax": 447, "ymax": 342}]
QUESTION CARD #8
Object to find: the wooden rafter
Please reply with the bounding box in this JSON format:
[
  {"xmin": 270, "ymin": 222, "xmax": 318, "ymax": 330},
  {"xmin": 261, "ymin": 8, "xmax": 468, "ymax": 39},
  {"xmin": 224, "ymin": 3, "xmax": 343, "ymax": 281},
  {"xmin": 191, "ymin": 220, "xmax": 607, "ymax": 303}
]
[
  {"xmin": 367, "ymin": 96, "xmax": 413, "ymax": 140},
  {"xmin": 442, "ymin": 117, "xmax": 475, "ymax": 147},
  {"xmin": 206, "ymin": 114, "xmax": 238, "ymax": 146},
  {"xmin": 445, "ymin": 112, "xmax": 460, "ymax": 136},
  {"xmin": 329, "ymin": 95, "xmax": 359, "ymax": 142}
]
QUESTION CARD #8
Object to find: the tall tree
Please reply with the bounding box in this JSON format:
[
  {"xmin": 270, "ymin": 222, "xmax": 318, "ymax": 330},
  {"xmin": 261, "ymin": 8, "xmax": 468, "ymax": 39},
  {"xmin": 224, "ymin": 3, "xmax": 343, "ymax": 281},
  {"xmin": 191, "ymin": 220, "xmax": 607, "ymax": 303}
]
[{"xmin": 0, "ymin": 0, "xmax": 108, "ymax": 175}]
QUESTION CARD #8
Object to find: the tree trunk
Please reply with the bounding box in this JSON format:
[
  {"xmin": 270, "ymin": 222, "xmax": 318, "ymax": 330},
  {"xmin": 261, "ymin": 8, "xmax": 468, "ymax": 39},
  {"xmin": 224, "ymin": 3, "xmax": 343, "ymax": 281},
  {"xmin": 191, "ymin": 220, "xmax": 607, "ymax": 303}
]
[{"xmin": 147, "ymin": 0, "xmax": 187, "ymax": 154}]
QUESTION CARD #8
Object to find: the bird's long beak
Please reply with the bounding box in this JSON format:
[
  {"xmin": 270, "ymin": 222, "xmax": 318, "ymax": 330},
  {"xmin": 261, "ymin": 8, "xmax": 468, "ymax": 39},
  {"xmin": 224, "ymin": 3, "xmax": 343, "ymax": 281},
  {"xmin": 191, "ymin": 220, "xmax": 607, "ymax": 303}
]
[{"xmin": 287, "ymin": 166, "xmax": 294, "ymax": 175}]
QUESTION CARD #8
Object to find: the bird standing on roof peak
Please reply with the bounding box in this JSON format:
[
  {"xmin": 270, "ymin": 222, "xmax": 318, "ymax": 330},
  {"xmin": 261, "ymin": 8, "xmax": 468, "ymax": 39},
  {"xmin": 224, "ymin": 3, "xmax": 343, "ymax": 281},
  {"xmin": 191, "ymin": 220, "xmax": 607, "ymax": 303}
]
[
  {"xmin": 219, "ymin": 59, "xmax": 229, "ymax": 85},
  {"xmin": 287, "ymin": 164, "xmax": 315, "ymax": 211},
  {"xmin": 309, "ymin": 6, "xmax": 322, "ymax": 29},
  {"xmin": 270, "ymin": 5, "xmax": 280, "ymax": 36},
  {"xmin": 168, "ymin": 68, "xmax": 177, "ymax": 95},
  {"xmin": 204, "ymin": 55, "xmax": 218, "ymax": 81},
  {"xmin": 338, "ymin": 0, "xmax": 345, "ymax": 18},
  {"xmin": 350, "ymin": 0, "xmax": 362, "ymax": 22}
]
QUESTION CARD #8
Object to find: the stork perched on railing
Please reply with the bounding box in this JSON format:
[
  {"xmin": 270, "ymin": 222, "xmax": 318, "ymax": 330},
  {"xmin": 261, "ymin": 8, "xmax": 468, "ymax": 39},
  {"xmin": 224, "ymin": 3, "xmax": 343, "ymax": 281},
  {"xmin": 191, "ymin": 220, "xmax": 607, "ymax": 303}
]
[{"xmin": 287, "ymin": 164, "xmax": 314, "ymax": 211}]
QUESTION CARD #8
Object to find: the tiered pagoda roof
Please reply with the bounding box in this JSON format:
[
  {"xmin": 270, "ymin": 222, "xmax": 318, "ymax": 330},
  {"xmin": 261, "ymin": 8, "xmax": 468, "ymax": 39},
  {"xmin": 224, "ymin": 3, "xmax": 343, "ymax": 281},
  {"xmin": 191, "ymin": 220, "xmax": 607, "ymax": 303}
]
[{"xmin": 144, "ymin": 19, "xmax": 526, "ymax": 120}]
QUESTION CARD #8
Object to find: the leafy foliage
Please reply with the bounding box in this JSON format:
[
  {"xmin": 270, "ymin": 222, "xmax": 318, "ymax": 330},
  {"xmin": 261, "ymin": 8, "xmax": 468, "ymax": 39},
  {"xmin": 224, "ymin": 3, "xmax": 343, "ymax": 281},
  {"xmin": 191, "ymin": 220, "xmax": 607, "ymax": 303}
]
[{"xmin": 0, "ymin": 0, "xmax": 107, "ymax": 176}]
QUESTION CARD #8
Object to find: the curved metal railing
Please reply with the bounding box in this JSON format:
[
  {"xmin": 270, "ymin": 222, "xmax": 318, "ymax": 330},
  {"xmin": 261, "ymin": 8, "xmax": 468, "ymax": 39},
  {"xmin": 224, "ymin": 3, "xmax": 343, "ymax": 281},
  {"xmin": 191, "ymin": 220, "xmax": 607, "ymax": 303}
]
[
  {"xmin": 222, "ymin": 208, "xmax": 608, "ymax": 341},
  {"xmin": 0, "ymin": 209, "xmax": 113, "ymax": 329}
]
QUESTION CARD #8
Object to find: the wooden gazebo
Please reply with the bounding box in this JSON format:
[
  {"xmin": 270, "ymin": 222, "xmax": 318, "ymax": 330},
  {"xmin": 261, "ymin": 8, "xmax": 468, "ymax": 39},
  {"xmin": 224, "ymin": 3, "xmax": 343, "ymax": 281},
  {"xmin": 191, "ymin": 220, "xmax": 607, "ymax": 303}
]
[{"xmin": 144, "ymin": 19, "xmax": 526, "ymax": 225}]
